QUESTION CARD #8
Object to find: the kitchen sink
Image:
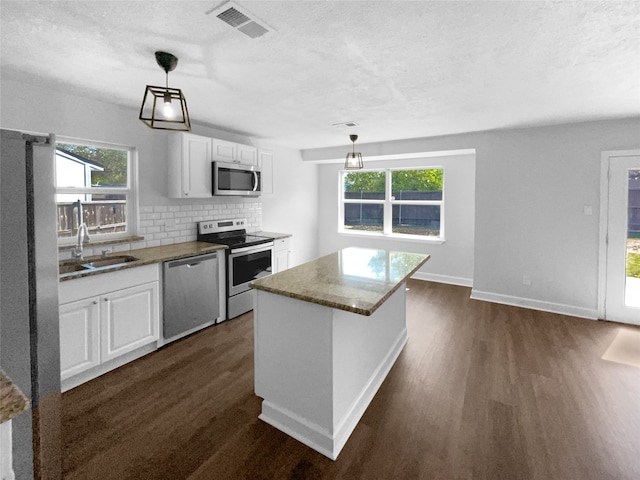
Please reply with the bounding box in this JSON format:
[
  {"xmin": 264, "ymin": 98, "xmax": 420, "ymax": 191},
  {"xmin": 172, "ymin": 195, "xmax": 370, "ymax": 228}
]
[
  {"xmin": 58, "ymin": 263, "xmax": 91, "ymax": 275},
  {"xmin": 84, "ymin": 255, "xmax": 139, "ymax": 268},
  {"xmin": 59, "ymin": 255, "xmax": 140, "ymax": 277}
]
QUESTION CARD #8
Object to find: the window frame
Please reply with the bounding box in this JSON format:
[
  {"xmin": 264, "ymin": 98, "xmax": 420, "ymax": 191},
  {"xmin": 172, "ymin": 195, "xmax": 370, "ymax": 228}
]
[
  {"xmin": 55, "ymin": 137, "xmax": 139, "ymax": 246},
  {"xmin": 338, "ymin": 166, "xmax": 445, "ymax": 243}
]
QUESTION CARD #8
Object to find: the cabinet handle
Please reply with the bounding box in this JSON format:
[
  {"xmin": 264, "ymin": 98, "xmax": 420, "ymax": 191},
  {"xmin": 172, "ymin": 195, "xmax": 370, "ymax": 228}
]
[
  {"xmin": 104, "ymin": 298, "xmax": 109, "ymax": 302},
  {"xmin": 92, "ymin": 300, "xmax": 98, "ymax": 305}
]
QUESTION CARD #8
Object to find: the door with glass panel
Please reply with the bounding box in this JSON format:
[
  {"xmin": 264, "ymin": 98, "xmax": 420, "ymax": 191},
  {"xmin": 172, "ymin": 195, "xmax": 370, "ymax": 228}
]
[{"xmin": 605, "ymin": 155, "xmax": 640, "ymax": 325}]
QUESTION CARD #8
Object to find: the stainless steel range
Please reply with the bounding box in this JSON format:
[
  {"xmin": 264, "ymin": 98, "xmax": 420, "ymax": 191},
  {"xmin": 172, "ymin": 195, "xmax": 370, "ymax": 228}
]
[{"xmin": 197, "ymin": 218, "xmax": 274, "ymax": 320}]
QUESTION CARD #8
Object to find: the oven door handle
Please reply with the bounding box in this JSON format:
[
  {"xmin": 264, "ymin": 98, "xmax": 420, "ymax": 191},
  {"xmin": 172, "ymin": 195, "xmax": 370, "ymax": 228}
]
[{"xmin": 230, "ymin": 242, "xmax": 274, "ymax": 255}]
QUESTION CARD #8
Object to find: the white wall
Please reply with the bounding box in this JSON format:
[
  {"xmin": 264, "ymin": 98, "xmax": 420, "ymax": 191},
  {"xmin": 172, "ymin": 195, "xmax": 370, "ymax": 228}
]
[
  {"xmin": 260, "ymin": 145, "xmax": 318, "ymax": 267},
  {"xmin": 316, "ymin": 153, "xmax": 475, "ymax": 285},
  {"xmin": 305, "ymin": 118, "xmax": 640, "ymax": 318},
  {"xmin": 0, "ymin": 78, "xmax": 319, "ymax": 264}
]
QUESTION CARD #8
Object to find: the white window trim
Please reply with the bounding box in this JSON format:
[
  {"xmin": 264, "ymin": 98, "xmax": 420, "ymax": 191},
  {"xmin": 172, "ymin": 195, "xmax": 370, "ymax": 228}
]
[
  {"xmin": 338, "ymin": 166, "xmax": 445, "ymax": 242},
  {"xmin": 55, "ymin": 137, "xmax": 139, "ymax": 246}
]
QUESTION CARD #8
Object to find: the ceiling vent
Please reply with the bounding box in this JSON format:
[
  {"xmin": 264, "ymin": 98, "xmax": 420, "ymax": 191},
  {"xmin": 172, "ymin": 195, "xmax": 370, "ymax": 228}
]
[
  {"xmin": 332, "ymin": 121, "xmax": 360, "ymax": 128},
  {"xmin": 208, "ymin": 1, "xmax": 273, "ymax": 39}
]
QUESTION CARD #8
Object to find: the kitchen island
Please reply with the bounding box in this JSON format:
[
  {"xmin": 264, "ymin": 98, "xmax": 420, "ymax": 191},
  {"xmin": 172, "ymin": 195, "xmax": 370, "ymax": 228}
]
[{"xmin": 250, "ymin": 247, "xmax": 430, "ymax": 460}]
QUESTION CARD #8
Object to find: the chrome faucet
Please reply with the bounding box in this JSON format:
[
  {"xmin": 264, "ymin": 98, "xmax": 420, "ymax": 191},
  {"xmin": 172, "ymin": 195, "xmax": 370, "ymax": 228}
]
[{"xmin": 71, "ymin": 200, "xmax": 90, "ymax": 260}]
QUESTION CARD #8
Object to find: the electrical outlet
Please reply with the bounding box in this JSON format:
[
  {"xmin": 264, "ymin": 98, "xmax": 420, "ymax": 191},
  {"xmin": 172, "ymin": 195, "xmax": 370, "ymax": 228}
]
[{"xmin": 522, "ymin": 275, "xmax": 531, "ymax": 286}]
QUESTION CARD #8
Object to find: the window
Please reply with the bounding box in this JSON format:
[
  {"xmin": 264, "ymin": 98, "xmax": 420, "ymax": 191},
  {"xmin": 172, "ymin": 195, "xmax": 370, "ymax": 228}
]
[
  {"xmin": 340, "ymin": 167, "xmax": 444, "ymax": 240},
  {"xmin": 55, "ymin": 139, "xmax": 137, "ymax": 243}
]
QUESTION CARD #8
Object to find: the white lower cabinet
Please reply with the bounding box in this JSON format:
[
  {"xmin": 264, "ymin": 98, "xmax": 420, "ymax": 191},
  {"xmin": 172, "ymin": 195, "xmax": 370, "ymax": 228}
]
[
  {"xmin": 59, "ymin": 264, "xmax": 160, "ymax": 389},
  {"xmin": 59, "ymin": 297, "xmax": 100, "ymax": 380},
  {"xmin": 273, "ymin": 237, "xmax": 291, "ymax": 273},
  {"xmin": 100, "ymin": 282, "xmax": 159, "ymax": 362}
]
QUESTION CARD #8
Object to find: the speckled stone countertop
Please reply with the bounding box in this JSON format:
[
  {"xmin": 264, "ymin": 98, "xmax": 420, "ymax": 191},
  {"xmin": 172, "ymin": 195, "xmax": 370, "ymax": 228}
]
[
  {"xmin": 253, "ymin": 231, "xmax": 292, "ymax": 240},
  {"xmin": 0, "ymin": 370, "xmax": 29, "ymax": 424},
  {"xmin": 250, "ymin": 247, "xmax": 429, "ymax": 316},
  {"xmin": 60, "ymin": 241, "xmax": 227, "ymax": 281}
]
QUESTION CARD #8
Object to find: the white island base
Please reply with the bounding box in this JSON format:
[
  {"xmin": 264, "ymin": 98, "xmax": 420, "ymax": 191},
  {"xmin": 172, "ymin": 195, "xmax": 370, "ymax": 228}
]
[{"xmin": 253, "ymin": 283, "xmax": 408, "ymax": 460}]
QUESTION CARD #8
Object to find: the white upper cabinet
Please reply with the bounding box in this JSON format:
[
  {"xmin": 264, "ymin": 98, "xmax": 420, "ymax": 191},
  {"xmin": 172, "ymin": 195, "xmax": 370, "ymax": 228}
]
[
  {"xmin": 211, "ymin": 138, "xmax": 237, "ymax": 163},
  {"xmin": 168, "ymin": 132, "xmax": 212, "ymax": 198},
  {"xmin": 169, "ymin": 133, "xmax": 260, "ymax": 198},
  {"xmin": 236, "ymin": 143, "xmax": 258, "ymax": 166},
  {"xmin": 212, "ymin": 138, "xmax": 257, "ymax": 166},
  {"xmin": 258, "ymin": 149, "xmax": 274, "ymax": 196}
]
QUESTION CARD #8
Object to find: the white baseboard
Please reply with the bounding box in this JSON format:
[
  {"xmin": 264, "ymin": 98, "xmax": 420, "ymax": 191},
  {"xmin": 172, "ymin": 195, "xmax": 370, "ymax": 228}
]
[
  {"xmin": 470, "ymin": 289, "xmax": 598, "ymax": 320},
  {"xmin": 259, "ymin": 328, "xmax": 408, "ymax": 460},
  {"xmin": 260, "ymin": 402, "xmax": 335, "ymax": 459},
  {"xmin": 411, "ymin": 271, "xmax": 473, "ymax": 287}
]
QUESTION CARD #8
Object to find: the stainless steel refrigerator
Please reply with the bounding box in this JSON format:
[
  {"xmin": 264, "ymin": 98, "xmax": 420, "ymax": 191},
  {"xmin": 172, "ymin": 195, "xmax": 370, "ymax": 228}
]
[{"xmin": 1, "ymin": 129, "xmax": 61, "ymax": 479}]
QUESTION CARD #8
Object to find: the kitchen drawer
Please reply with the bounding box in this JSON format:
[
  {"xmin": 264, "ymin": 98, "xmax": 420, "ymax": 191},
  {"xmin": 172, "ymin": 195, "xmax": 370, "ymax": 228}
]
[{"xmin": 59, "ymin": 264, "xmax": 159, "ymax": 304}]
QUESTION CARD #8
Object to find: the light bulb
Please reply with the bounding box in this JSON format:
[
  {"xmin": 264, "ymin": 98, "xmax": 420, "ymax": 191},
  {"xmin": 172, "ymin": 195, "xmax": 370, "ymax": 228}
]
[{"xmin": 162, "ymin": 92, "xmax": 174, "ymax": 119}]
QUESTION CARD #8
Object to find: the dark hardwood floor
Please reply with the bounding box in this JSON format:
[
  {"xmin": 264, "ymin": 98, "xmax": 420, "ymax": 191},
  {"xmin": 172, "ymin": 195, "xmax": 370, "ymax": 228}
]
[{"xmin": 61, "ymin": 280, "xmax": 640, "ymax": 479}]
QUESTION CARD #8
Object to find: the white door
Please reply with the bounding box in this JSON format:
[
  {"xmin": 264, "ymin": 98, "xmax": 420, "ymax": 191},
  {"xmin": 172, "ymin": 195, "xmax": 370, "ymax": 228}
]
[{"xmin": 604, "ymin": 155, "xmax": 640, "ymax": 325}]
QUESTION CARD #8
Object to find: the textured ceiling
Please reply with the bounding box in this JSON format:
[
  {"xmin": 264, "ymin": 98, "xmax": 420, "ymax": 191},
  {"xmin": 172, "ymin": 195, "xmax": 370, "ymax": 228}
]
[{"xmin": 1, "ymin": 0, "xmax": 639, "ymax": 149}]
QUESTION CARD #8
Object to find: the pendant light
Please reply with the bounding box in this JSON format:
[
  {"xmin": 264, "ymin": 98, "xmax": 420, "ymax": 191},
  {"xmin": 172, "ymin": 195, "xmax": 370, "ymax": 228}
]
[
  {"xmin": 139, "ymin": 51, "xmax": 191, "ymax": 131},
  {"xmin": 345, "ymin": 134, "xmax": 364, "ymax": 170}
]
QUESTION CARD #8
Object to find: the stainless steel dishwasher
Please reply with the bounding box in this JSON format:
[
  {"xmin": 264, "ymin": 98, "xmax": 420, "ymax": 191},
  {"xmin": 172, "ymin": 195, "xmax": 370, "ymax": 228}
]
[{"xmin": 163, "ymin": 252, "xmax": 220, "ymax": 342}]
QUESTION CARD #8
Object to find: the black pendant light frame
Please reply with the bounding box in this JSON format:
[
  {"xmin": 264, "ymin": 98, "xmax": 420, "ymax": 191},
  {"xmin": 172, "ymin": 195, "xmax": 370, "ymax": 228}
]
[
  {"xmin": 139, "ymin": 51, "xmax": 191, "ymax": 131},
  {"xmin": 345, "ymin": 134, "xmax": 364, "ymax": 170}
]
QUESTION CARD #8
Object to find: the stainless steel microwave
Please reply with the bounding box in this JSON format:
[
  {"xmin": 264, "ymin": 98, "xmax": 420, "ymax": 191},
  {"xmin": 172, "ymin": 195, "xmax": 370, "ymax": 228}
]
[{"xmin": 212, "ymin": 161, "xmax": 261, "ymax": 197}]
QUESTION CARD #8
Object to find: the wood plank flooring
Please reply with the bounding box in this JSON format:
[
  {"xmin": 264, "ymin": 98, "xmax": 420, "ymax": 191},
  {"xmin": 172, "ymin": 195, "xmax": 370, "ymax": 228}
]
[{"xmin": 61, "ymin": 280, "xmax": 640, "ymax": 479}]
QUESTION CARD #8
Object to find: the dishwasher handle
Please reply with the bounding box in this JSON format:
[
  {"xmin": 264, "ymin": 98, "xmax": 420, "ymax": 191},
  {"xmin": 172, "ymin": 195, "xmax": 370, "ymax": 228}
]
[{"xmin": 165, "ymin": 252, "xmax": 218, "ymax": 269}]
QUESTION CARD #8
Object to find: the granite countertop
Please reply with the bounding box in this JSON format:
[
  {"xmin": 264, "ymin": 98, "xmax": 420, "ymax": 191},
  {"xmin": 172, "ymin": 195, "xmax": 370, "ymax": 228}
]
[
  {"xmin": 0, "ymin": 370, "xmax": 29, "ymax": 424},
  {"xmin": 250, "ymin": 247, "xmax": 429, "ymax": 316},
  {"xmin": 253, "ymin": 231, "xmax": 292, "ymax": 240},
  {"xmin": 60, "ymin": 241, "xmax": 227, "ymax": 281}
]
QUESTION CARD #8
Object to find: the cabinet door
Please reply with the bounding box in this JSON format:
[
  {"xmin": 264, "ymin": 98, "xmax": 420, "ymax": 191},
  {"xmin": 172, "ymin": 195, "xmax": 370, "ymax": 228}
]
[
  {"xmin": 274, "ymin": 249, "xmax": 290, "ymax": 274},
  {"xmin": 258, "ymin": 149, "xmax": 274, "ymax": 195},
  {"xmin": 237, "ymin": 144, "xmax": 258, "ymax": 166},
  {"xmin": 59, "ymin": 297, "xmax": 101, "ymax": 380},
  {"xmin": 101, "ymin": 282, "xmax": 160, "ymax": 363},
  {"xmin": 273, "ymin": 238, "xmax": 291, "ymax": 273},
  {"xmin": 212, "ymin": 138, "xmax": 237, "ymax": 162},
  {"xmin": 182, "ymin": 133, "xmax": 213, "ymax": 198}
]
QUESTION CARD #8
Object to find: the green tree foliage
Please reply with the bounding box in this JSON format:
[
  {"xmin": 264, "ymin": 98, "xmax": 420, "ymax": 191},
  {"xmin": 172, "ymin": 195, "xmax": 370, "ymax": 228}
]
[
  {"xmin": 628, "ymin": 252, "xmax": 640, "ymax": 278},
  {"xmin": 344, "ymin": 171, "xmax": 385, "ymax": 192},
  {"xmin": 58, "ymin": 143, "xmax": 127, "ymax": 187},
  {"xmin": 391, "ymin": 169, "xmax": 442, "ymax": 192},
  {"xmin": 344, "ymin": 169, "xmax": 443, "ymax": 192}
]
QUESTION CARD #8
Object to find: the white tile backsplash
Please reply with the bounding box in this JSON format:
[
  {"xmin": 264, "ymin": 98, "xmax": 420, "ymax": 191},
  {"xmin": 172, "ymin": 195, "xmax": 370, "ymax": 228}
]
[
  {"xmin": 58, "ymin": 200, "xmax": 263, "ymax": 260},
  {"xmin": 135, "ymin": 200, "xmax": 262, "ymax": 247}
]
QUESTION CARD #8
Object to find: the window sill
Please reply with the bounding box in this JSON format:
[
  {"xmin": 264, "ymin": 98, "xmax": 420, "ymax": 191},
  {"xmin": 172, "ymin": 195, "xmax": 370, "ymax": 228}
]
[
  {"xmin": 338, "ymin": 230, "xmax": 445, "ymax": 245},
  {"xmin": 58, "ymin": 235, "xmax": 145, "ymax": 252}
]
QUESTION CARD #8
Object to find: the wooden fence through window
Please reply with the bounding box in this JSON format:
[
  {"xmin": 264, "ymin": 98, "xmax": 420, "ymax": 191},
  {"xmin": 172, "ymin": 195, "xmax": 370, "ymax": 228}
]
[{"xmin": 57, "ymin": 201, "xmax": 126, "ymax": 237}]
